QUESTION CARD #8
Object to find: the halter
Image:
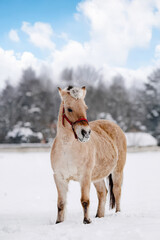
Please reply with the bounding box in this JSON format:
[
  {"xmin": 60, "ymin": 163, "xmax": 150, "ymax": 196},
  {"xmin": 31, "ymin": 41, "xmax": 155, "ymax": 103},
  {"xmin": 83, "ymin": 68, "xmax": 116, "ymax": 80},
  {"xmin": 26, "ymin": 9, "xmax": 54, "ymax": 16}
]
[{"xmin": 62, "ymin": 107, "xmax": 89, "ymax": 139}]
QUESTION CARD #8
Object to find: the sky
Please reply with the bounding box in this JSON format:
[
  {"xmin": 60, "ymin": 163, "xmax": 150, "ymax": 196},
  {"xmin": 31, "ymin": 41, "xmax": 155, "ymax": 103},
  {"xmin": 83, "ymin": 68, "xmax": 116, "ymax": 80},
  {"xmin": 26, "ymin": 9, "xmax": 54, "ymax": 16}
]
[{"xmin": 0, "ymin": 0, "xmax": 160, "ymax": 89}]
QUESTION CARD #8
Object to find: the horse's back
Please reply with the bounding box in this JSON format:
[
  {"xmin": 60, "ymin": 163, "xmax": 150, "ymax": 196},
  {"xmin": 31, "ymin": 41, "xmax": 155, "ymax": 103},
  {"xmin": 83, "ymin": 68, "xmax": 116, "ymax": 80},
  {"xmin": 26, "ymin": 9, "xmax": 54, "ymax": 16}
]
[{"xmin": 90, "ymin": 119, "xmax": 126, "ymax": 145}]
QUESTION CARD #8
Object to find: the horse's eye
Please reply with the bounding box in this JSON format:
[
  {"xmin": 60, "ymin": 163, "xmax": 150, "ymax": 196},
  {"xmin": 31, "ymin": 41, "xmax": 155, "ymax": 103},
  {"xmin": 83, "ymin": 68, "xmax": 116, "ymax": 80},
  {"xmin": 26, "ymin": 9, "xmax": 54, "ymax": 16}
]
[{"xmin": 68, "ymin": 108, "xmax": 73, "ymax": 112}]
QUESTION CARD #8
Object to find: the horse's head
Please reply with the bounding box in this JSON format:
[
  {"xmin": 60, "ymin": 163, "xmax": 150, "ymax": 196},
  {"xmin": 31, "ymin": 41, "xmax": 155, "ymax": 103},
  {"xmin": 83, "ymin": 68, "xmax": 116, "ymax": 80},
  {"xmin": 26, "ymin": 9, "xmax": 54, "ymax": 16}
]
[{"xmin": 58, "ymin": 86, "xmax": 91, "ymax": 143}]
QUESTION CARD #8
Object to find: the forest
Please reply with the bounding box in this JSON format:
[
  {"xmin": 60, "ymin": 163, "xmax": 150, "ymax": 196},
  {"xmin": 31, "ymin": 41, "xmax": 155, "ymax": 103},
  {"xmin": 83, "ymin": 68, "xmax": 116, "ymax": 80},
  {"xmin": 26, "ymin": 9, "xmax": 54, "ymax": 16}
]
[{"xmin": 0, "ymin": 66, "xmax": 160, "ymax": 145}]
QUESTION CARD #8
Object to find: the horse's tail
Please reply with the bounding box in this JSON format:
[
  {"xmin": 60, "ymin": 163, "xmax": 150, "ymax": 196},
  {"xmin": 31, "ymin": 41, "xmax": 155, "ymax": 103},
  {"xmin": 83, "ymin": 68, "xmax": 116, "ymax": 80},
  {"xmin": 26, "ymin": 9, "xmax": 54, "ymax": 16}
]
[{"xmin": 108, "ymin": 174, "xmax": 115, "ymax": 209}]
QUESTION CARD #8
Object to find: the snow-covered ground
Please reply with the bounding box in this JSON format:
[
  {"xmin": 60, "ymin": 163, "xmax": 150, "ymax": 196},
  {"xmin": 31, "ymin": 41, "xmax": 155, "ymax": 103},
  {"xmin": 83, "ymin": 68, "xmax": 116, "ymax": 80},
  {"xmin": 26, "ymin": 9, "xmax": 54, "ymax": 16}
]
[{"xmin": 0, "ymin": 151, "xmax": 160, "ymax": 240}]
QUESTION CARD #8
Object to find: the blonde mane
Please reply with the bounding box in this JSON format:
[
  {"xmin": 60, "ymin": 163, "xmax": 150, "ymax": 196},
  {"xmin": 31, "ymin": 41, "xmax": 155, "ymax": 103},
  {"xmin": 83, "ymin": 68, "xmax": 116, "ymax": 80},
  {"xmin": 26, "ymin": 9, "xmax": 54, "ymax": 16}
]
[{"xmin": 65, "ymin": 86, "xmax": 83, "ymax": 99}]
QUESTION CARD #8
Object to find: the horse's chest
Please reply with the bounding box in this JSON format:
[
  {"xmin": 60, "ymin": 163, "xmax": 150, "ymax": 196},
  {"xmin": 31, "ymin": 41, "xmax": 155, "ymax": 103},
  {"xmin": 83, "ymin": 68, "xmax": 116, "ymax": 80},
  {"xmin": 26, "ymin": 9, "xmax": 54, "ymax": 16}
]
[{"xmin": 56, "ymin": 150, "xmax": 81, "ymax": 181}]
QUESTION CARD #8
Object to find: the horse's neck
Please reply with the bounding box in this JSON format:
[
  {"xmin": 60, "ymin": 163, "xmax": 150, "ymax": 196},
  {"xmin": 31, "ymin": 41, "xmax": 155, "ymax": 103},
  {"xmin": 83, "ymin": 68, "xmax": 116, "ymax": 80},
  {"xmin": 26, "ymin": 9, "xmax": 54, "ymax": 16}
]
[
  {"xmin": 57, "ymin": 103, "xmax": 64, "ymax": 130},
  {"xmin": 57, "ymin": 103, "xmax": 74, "ymax": 142}
]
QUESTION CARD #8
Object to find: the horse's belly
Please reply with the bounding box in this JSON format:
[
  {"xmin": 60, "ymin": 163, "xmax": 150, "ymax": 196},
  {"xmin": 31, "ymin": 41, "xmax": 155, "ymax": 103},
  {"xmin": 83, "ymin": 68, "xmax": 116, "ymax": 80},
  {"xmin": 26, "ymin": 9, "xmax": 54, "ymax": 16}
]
[
  {"xmin": 91, "ymin": 157, "xmax": 117, "ymax": 182},
  {"xmin": 90, "ymin": 134, "xmax": 118, "ymax": 181}
]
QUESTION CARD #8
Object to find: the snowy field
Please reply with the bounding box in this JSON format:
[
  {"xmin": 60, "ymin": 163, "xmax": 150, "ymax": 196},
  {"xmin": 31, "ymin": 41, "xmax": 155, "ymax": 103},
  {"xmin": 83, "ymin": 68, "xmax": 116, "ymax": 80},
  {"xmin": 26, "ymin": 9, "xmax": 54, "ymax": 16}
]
[{"xmin": 0, "ymin": 151, "xmax": 160, "ymax": 240}]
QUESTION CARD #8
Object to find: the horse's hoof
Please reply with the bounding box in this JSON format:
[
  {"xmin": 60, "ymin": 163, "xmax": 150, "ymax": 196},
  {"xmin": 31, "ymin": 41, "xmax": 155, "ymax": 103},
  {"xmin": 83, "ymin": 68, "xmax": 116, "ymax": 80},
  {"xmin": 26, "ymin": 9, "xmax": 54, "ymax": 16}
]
[
  {"xmin": 95, "ymin": 214, "xmax": 104, "ymax": 218},
  {"xmin": 83, "ymin": 218, "xmax": 92, "ymax": 224},
  {"xmin": 56, "ymin": 220, "xmax": 62, "ymax": 224},
  {"xmin": 116, "ymin": 209, "xmax": 121, "ymax": 213}
]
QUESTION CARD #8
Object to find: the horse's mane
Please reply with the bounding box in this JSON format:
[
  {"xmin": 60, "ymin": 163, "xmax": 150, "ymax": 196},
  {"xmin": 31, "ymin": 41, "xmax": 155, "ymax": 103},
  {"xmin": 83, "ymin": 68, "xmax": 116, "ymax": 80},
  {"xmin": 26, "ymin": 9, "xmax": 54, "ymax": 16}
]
[{"xmin": 65, "ymin": 86, "xmax": 83, "ymax": 99}]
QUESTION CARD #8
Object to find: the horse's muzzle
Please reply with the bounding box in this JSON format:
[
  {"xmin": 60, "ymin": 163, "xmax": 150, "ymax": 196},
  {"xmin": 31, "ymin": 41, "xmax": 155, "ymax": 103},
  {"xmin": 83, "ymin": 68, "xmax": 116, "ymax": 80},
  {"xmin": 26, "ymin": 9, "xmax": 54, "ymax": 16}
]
[{"xmin": 76, "ymin": 127, "xmax": 91, "ymax": 143}]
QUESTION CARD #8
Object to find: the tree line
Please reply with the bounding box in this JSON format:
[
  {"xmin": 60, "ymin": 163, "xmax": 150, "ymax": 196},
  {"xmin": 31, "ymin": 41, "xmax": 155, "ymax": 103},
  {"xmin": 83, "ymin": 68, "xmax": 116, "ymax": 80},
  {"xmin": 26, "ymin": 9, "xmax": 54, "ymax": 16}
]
[{"xmin": 0, "ymin": 66, "xmax": 160, "ymax": 145}]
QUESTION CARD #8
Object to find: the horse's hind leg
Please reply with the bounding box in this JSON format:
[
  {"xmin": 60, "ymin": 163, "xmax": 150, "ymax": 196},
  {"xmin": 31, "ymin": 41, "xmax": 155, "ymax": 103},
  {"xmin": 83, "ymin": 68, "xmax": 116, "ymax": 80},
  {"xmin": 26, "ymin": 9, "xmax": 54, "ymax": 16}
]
[
  {"xmin": 112, "ymin": 170, "xmax": 123, "ymax": 212},
  {"xmin": 94, "ymin": 180, "xmax": 108, "ymax": 218},
  {"xmin": 54, "ymin": 174, "xmax": 68, "ymax": 224}
]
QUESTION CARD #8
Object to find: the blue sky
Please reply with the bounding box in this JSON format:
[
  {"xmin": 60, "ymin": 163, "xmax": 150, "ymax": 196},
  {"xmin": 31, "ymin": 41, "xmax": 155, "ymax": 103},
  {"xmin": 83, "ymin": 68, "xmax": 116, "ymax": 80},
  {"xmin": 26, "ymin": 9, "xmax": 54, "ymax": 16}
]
[
  {"xmin": 0, "ymin": 0, "xmax": 80, "ymax": 32},
  {"xmin": 127, "ymin": 28, "xmax": 160, "ymax": 68},
  {"xmin": 0, "ymin": 0, "xmax": 89, "ymax": 58},
  {"xmin": 0, "ymin": 0, "xmax": 160, "ymax": 88}
]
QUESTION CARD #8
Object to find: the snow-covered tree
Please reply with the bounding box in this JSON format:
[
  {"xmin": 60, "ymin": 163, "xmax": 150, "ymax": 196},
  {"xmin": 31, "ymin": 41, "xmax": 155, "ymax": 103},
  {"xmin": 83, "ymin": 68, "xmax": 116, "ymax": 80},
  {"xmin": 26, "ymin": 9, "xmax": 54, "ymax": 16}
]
[
  {"xmin": 143, "ymin": 69, "xmax": 160, "ymax": 144},
  {"xmin": 0, "ymin": 82, "xmax": 17, "ymax": 142},
  {"xmin": 106, "ymin": 75, "xmax": 131, "ymax": 131}
]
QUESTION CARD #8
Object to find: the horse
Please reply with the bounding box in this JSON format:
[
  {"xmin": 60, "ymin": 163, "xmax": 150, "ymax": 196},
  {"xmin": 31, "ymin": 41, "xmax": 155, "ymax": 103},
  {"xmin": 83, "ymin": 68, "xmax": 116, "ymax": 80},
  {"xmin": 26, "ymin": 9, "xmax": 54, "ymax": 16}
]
[{"xmin": 50, "ymin": 86, "xmax": 127, "ymax": 224}]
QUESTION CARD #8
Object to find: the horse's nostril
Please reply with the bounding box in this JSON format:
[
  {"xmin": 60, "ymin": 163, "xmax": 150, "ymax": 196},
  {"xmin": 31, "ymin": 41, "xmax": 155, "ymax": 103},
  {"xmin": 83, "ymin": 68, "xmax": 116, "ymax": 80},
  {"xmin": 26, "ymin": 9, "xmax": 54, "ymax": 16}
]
[
  {"xmin": 81, "ymin": 129, "xmax": 91, "ymax": 138},
  {"xmin": 81, "ymin": 129, "xmax": 87, "ymax": 137}
]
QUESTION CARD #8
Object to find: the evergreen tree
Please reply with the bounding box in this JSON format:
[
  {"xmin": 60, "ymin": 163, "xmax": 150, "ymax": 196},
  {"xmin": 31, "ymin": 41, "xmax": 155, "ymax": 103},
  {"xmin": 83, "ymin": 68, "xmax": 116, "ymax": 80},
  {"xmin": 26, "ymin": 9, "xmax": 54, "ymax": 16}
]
[
  {"xmin": 0, "ymin": 82, "xmax": 17, "ymax": 142},
  {"xmin": 143, "ymin": 69, "xmax": 160, "ymax": 144}
]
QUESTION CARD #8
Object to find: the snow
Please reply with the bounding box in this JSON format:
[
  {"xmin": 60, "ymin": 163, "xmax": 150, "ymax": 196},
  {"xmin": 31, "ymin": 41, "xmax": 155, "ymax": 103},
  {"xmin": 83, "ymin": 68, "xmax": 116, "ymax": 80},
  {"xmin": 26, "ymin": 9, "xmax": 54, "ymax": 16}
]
[
  {"xmin": 125, "ymin": 132, "xmax": 157, "ymax": 147},
  {"xmin": 151, "ymin": 109, "xmax": 159, "ymax": 117},
  {"xmin": 7, "ymin": 127, "xmax": 33, "ymax": 138},
  {"xmin": 6, "ymin": 124, "xmax": 43, "ymax": 142},
  {"xmin": 0, "ymin": 151, "xmax": 160, "ymax": 240},
  {"xmin": 97, "ymin": 112, "xmax": 116, "ymax": 122},
  {"xmin": 24, "ymin": 122, "xmax": 32, "ymax": 128},
  {"xmin": 28, "ymin": 107, "xmax": 41, "ymax": 114}
]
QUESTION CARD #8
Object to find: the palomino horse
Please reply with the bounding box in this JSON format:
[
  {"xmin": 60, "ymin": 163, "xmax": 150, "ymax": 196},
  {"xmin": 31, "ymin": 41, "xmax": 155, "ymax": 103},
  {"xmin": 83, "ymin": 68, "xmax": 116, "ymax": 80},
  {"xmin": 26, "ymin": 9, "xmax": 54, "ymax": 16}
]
[{"xmin": 51, "ymin": 86, "xmax": 127, "ymax": 224}]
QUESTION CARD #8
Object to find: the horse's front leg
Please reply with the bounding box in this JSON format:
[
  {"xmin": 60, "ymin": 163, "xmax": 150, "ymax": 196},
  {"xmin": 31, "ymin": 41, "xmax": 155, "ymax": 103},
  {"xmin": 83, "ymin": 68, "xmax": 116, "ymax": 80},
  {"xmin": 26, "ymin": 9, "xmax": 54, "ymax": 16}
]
[
  {"xmin": 80, "ymin": 174, "xmax": 91, "ymax": 224},
  {"xmin": 54, "ymin": 174, "xmax": 68, "ymax": 224}
]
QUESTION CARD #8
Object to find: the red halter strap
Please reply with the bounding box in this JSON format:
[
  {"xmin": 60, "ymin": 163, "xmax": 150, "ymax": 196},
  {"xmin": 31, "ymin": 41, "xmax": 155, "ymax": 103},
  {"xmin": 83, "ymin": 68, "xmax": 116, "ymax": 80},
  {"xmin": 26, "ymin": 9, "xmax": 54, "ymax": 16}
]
[{"xmin": 62, "ymin": 107, "xmax": 89, "ymax": 139}]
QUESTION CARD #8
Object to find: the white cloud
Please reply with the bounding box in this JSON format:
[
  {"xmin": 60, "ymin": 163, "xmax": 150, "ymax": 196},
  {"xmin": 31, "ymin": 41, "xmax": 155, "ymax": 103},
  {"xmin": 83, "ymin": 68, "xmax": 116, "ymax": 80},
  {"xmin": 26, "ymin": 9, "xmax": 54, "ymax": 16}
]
[
  {"xmin": 0, "ymin": 48, "xmax": 22, "ymax": 88},
  {"xmin": 1, "ymin": 0, "xmax": 160, "ymax": 89},
  {"xmin": 9, "ymin": 29, "xmax": 20, "ymax": 42},
  {"xmin": 0, "ymin": 48, "xmax": 55, "ymax": 89},
  {"xmin": 51, "ymin": 40, "xmax": 88, "ymax": 70},
  {"xmin": 0, "ymin": 45, "xmax": 156, "ymax": 90},
  {"xmin": 102, "ymin": 64, "xmax": 153, "ymax": 88},
  {"xmin": 76, "ymin": 0, "xmax": 160, "ymax": 65},
  {"xmin": 21, "ymin": 22, "xmax": 55, "ymax": 49},
  {"xmin": 155, "ymin": 44, "xmax": 160, "ymax": 58},
  {"xmin": 47, "ymin": 0, "xmax": 160, "ymax": 76}
]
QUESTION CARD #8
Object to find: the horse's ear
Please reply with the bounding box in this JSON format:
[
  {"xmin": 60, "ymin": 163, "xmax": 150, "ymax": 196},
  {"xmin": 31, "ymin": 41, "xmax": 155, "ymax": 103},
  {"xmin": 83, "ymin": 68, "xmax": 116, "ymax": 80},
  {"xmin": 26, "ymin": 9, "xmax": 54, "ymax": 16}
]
[
  {"xmin": 58, "ymin": 87, "xmax": 67, "ymax": 101},
  {"xmin": 58, "ymin": 87, "xmax": 63, "ymax": 100},
  {"xmin": 82, "ymin": 86, "xmax": 86, "ymax": 99}
]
